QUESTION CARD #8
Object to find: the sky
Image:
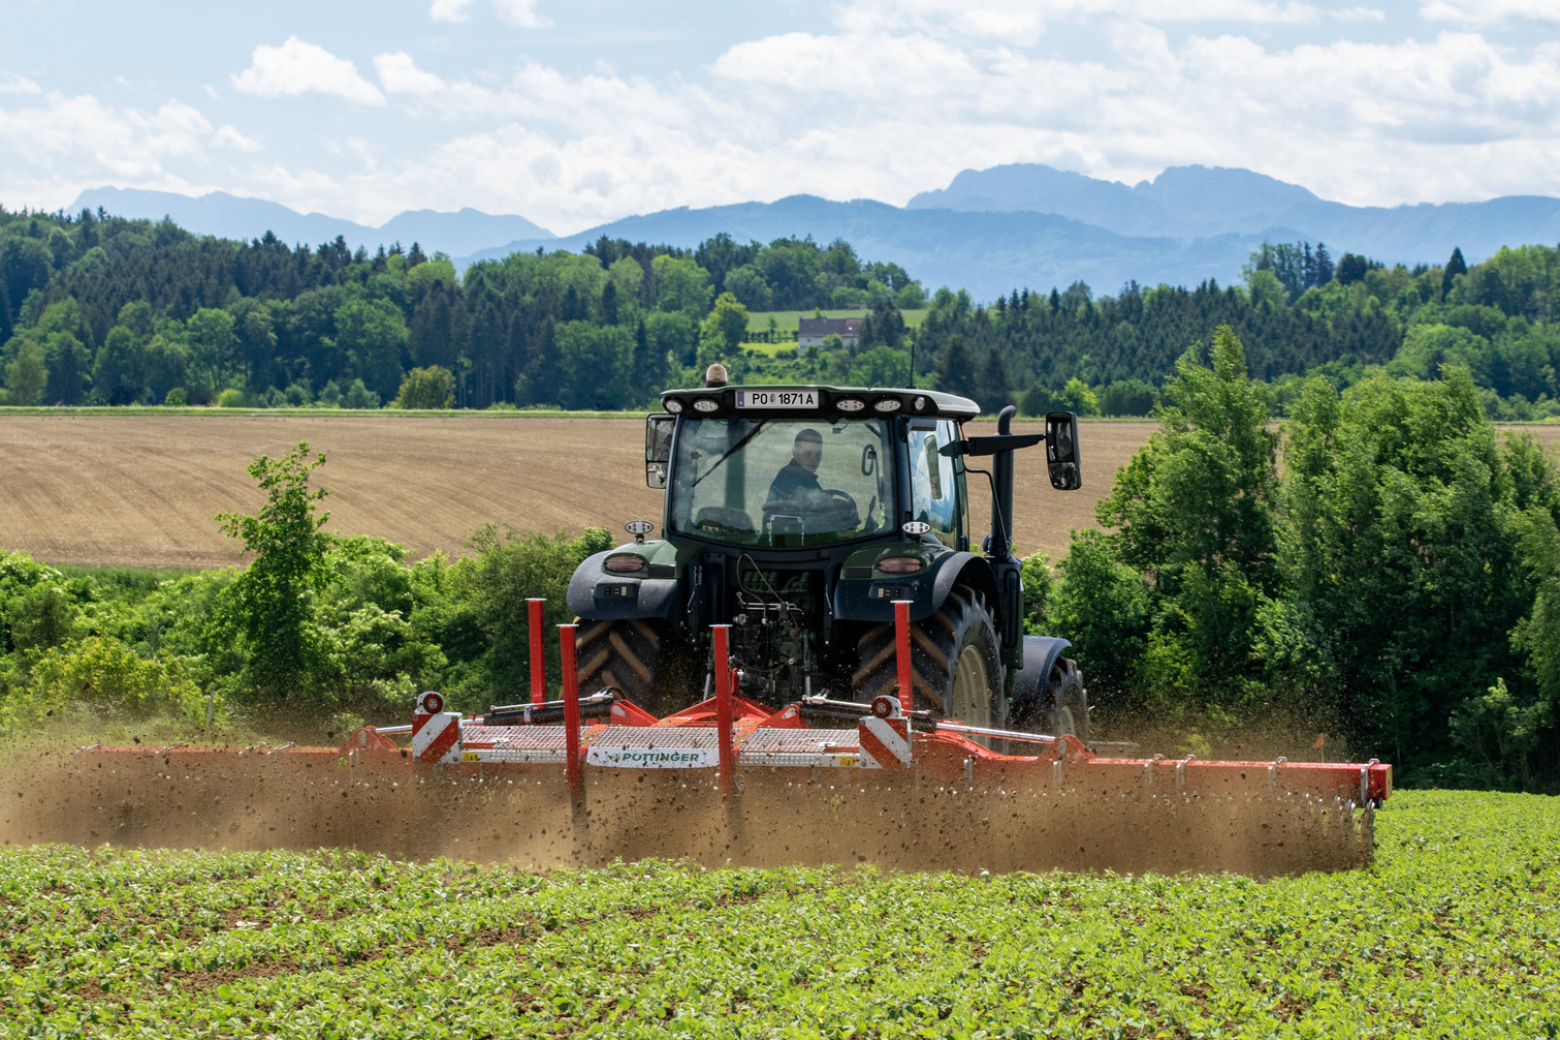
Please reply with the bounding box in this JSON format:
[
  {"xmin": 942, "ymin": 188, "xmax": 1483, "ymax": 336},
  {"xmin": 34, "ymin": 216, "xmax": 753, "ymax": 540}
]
[{"xmin": 1, "ymin": 0, "xmax": 1558, "ymax": 235}]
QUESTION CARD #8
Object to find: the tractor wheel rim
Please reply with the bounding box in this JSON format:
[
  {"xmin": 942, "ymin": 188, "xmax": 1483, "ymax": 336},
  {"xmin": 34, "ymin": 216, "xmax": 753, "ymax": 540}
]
[{"xmin": 951, "ymin": 645, "xmax": 991, "ymax": 727}]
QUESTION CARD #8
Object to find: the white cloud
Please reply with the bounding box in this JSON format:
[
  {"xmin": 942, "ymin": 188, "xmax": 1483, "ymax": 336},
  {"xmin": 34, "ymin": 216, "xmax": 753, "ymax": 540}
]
[
  {"xmin": 232, "ymin": 37, "xmax": 385, "ymax": 105},
  {"xmin": 427, "ymin": 0, "xmax": 550, "ymax": 27},
  {"xmin": 493, "ymin": 0, "xmax": 551, "ymax": 28},
  {"xmin": 1420, "ymin": 0, "xmax": 1560, "ymax": 25},
  {"xmin": 429, "ymin": 0, "xmax": 476, "ymax": 21},
  {"xmin": 1, "ymin": 72, "xmax": 42, "ymax": 95},
  {"xmin": 375, "ymin": 52, "xmax": 447, "ymax": 97},
  {"xmin": 0, "ymin": 92, "xmax": 243, "ymax": 195},
  {"xmin": 214, "ymin": 13, "xmax": 1560, "ymax": 233},
  {"xmin": 1331, "ymin": 7, "xmax": 1385, "ymax": 21},
  {"xmin": 833, "ymin": 0, "xmax": 1327, "ymax": 43},
  {"xmin": 213, "ymin": 124, "xmax": 263, "ymax": 152},
  {"xmin": 10, "ymin": 3, "xmax": 1556, "ymax": 234}
]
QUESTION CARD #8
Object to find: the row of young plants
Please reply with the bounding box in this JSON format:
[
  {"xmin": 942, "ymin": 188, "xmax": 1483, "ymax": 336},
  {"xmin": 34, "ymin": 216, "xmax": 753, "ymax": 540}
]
[{"xmin": 0, "ymin": 790, "xmax": 1555, "ymax": 1038}]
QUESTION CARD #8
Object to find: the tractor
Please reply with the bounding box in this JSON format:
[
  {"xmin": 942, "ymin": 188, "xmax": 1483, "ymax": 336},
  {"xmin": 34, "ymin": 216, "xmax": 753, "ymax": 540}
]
[{"xmin": 566, "ymin": 368, "xmax": 1089, "ymax": 740}]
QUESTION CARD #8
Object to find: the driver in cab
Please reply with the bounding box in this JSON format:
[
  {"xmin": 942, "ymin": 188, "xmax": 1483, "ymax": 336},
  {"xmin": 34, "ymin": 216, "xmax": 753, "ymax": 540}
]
[
  {"xmin": 768, "ymin": 428, "xmax": 824, "ymax": 505},
  {"xmin": 764, "ymin": 428, "xmax": 861, "ymax": 535}
]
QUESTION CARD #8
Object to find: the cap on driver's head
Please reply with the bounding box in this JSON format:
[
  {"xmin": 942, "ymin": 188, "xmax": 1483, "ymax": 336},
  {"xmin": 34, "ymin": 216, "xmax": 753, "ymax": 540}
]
[{"xmin": 794, "ymin": 428, "xmax": 823, "ymax": 446}]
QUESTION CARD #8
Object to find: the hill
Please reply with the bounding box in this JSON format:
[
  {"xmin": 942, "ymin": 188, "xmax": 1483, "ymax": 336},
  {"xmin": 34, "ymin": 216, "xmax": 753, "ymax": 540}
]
[
  {"xmin": 68, "ymin": 187, "xmax": 554, "ymax": 259},
  {"xmin": 908, "ymin": 163, "xmax": 1560, "ymax": 267},
  {"xmin": 65, "ymin": 167, "xmax": 1560, "ymax": 301},
  {"xmin": 460, "ymin": 194, "xmax": 1265, "ymax": 301}
]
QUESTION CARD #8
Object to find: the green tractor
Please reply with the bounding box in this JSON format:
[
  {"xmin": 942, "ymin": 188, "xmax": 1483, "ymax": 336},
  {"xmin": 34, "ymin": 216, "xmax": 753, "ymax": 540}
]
[{"xmin": 566, "ymin": 370, "xmax": 1089, "ymax": 739}]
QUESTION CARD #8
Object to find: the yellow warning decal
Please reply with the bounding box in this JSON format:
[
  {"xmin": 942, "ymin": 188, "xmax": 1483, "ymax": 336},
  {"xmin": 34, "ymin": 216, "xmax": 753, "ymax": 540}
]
[
  {"xmin": 838, "ymin": 756, "xmax": 857, "ymax": 767},
  {"xmin": 462, "ymin": 751, "xmax": 479, "ymax": 762}
]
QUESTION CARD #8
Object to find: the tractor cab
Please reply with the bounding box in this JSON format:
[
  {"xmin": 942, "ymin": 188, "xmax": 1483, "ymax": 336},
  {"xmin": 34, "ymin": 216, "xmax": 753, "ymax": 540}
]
[
  {"xmin": 651, "ymin": 390, "xmax": 971, "ymax": 552},
  {"xmin": 568, "ymin": 371, "xmax": 1087, "ymax": 735}
]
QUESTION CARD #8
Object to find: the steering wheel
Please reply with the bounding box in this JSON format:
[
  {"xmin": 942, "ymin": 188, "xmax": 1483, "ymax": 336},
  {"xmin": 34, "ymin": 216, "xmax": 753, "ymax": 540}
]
[{"xmin": 811, "ymin": 489, "xmax": 860, "ymax": 530}]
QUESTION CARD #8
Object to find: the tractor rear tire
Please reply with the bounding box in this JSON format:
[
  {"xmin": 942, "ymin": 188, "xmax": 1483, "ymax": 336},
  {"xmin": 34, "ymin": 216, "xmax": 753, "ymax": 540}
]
[
  {"xmin": 1045, "ymin": 658, "xmax": 1089, "ymax": 743},
  {"xmin": 575, "ymin": 618, "xmax": 694, "ymax": 716},
  {"xmin": 852, "ymin": 587, "xmax": 1003, "ymax": 726}
]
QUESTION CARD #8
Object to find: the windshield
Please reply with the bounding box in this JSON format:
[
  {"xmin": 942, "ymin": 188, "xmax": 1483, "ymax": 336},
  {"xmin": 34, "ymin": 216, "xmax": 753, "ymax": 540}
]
[{"xmin": 669, "ymin": 417, "xmax": 894, "ymax": 546}]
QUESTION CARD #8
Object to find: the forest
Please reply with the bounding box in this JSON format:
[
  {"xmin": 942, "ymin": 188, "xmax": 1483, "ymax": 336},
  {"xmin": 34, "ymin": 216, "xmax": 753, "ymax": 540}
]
[{"xmin": 4, "ymin": 204, "xmax": 1560, "ymax": 419}]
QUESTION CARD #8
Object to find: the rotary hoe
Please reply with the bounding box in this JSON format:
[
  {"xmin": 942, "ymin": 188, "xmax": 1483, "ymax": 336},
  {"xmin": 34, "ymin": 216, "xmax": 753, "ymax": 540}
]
[{"xmin": 41, "ymin": 372, "xmax": 1390, "ymax": 875}]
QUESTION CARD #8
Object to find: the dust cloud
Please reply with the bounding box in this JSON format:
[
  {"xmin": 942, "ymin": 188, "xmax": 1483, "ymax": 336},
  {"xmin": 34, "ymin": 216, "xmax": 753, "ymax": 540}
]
[{"xmin": 3, "ymin": 749, "xmax": 1372, "ymax": 878}]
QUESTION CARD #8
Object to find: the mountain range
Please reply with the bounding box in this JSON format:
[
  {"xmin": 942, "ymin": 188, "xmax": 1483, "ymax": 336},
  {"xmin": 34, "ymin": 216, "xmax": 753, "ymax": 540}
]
[
  {"xmin": 70, "ymin": 186, "xmax": 554, "ymax": 262},
  {"xmin": 69, "ymin": 167, "xmax": 1560, "ymax": 302}
]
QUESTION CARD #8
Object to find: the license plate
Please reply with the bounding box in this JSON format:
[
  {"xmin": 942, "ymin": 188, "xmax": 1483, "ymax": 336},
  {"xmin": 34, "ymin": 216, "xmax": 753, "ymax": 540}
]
[{"xmin": 736, "ymin": 389, "xmax": 818, "ymax": 409}]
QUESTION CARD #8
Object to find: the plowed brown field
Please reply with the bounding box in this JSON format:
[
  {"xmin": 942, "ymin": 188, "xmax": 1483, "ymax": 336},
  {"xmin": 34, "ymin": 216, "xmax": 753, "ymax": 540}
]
[{"xmin": 2, "ymin": 415, "xmax": 1555, "ymax": 570}]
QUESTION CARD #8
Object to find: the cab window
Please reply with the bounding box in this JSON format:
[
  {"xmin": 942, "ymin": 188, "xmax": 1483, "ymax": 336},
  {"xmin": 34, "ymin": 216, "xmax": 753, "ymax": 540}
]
[{"xmin": 907, "ymin": 420, "xmax": 962, "ymax": 547}]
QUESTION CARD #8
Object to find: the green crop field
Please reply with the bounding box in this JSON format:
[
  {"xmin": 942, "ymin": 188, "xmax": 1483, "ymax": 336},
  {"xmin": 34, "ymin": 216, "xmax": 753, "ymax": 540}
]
[{"xmin": 1, "ymin": 790, "xmax": 1555, "ymax": 1038}]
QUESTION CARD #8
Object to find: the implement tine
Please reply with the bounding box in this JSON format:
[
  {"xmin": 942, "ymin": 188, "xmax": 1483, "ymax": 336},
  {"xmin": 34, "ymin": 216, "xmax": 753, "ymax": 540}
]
[{"xmin": 1175, "ymin": 755, "xmax": 1196, "ymax": 797}]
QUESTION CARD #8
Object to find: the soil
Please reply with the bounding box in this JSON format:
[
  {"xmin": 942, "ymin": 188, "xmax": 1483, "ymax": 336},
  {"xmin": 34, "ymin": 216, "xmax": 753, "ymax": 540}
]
[
  {"xmin": 1, "ymin": 747, "xmax": 1372, "ymax": 878},
  {"xmin": 3, "ymin": 415, "xmax": 1554, "ymax": 570},
  {"xmin": 0, "ymin": 415, "xmax": 1159, "ymax": 569}
]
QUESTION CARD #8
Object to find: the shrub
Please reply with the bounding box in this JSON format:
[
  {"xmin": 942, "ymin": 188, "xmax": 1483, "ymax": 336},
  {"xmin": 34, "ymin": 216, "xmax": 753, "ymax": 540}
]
[
  {"xmin": 342, "ymin": 379, "xmax": 380, "ymax": 410},
  {"xmin": 216, "ymin": 388, "xmax": 246, "ymax": 408},
  {"xmin": 467, "ymin": 525, "xmax": 612, "ymax": 703},
  {"xmin": 164, "ymin": 387, "xmax": 188, "ymax": 407},
  {"xmin": 3, "ymin": 636, "xmax": 204, "ymax": 729},
  {"xmin": 395, "ymin": 366, "xmax": 456, "ymax": 410}
]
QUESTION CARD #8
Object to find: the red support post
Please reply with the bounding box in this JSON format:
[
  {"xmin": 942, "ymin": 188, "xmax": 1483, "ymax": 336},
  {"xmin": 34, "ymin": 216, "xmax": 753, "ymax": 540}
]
[
  {"xmin": 712, "ymin": 625, "xmax": 736, "ymax": 798},
  {"xmin": 893, "ymin": 599, "xmax": 913, "ymax": 714},
  {"xmin": 559, "ymin": 624, "xmax": 583, "ymax": 799},
  {"xmin": 528, "ymin": 598, "xmax": 546, "ymax": 705}
]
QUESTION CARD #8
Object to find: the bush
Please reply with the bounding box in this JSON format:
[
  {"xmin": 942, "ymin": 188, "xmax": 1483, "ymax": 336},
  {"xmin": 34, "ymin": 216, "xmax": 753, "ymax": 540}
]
[
  {"xmin": 1019, "ymin": 384, "xmax": 1056, "ymax": 417},
  {"xmin": 343, "ymin": 379, "xmax": 380, "ymax": 410},
  {"xmin": 395, "ymin": 366, "xmax": 456, "ymax": 410},
  {"xmin": 1099, "ymin": 379, "xmax": 1157, "ymax": 416},
  {"xmin": 164, "ymin": 387, "xmax": 188, "ymax": 407},
  {"xmin": 2, "ymin": 636, "xmax": 204, "ymax": 729},
  {"xmin": 216, "ymin": 388, "xmax": 246, "ymax": 408},
  {"xmin": 466, "ymin": 525, "xmax": 612, "ymax": 705}
]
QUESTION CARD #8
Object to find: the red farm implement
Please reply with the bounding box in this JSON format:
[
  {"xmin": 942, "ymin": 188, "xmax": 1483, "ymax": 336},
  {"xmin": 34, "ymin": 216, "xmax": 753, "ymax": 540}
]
[{"xmin": 53, "ymin": 601, "xmax": 1390, "ymax": 876}]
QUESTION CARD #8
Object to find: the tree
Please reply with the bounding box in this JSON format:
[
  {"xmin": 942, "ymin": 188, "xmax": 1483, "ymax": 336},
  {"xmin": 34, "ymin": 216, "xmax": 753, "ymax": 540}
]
[
  {"xmin": 651, "ymin": 255, "xmax": 714, "ymax": 317},
  {"xmin": 703, "ymin": 292, "xmax": 749, "ymax": 354},
  {"xmin": 1091, "ymin": 326, "xmax": 1280, "ymax": 703},
  {"xmin": 1336, "ymin": 253, "xmax": 1369, "ymax": 286},
  {"xmin": 936, "ymin": 334, "xmax": 976, "ymax": 399},
  {"xmin": 396, "ymin": 365, "xmax": 456, "ymax": 409},
  {"xmin": 4, "ymin": 341, "xmax": 45, "ymax": 405},
  {"xmin": 1443, "ymin": 246, "xmax": 1468, "ymax": 300},
  {"xmin": 185, "ymin": 308, "xmax": 239, "ymax": 403},
  {"xmin": 1280, "ymin": 367, "xmax": 1542, "ymax": 774},
  {"xmin": 334, "ymin": 298, "xmax": 409, "ymax": 401},
  {"xmin": 1056, "ymin": 377, "xmax": 1099, "ymax": 416},
  {"xmin": 216, "ymin": 443, "xmax": 333, "ymax": 705},
  {"xmin": 343, "ymin": 378, "xmax": 380, "ymax": 409}
]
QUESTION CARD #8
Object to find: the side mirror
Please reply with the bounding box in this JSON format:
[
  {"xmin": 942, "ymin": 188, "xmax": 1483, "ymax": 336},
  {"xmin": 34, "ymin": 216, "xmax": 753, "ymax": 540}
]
[
  {"xmin": 646, "ymin": 414, "xmax": 674, "ymax": 489},
  {"xmin": 1045, "ymin": 411, "xmax": 1082, "ymax": 491}
]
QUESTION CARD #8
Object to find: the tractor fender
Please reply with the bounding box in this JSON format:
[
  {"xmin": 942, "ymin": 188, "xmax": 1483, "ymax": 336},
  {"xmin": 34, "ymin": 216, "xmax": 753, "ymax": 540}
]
[
  {"xmin": 567, "ymin": 550, "xmax": 684, "ymax": 621},
  {"xmin": 833, "ymin": 551, "xmax": 999, "ymax": 624},
  {"xmin": 1008, "ymin": 635, "xmax": 1073, "ymax": 719}
]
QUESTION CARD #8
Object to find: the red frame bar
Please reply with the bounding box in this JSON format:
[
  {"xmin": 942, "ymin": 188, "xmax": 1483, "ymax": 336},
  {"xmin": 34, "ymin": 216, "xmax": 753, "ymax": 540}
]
[
  {"xmin": 559, "ymin": 624, "xmax": 582, "ymax": 798},
  {"xmin": 893, "ymin": 599, "xmax": 913, "ymax": 714},
  {"xmin": 528, "ymin": 598, "xmax": 546, "ymax": 705},
  {"xmin": 713, "ymin": 625, "xmax": 736, "ymax": 797}
]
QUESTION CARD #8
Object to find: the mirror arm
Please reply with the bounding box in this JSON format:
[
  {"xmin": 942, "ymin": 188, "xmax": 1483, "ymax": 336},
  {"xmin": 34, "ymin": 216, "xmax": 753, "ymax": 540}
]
[{"xmin": 941, "ymin": 432, "xmax": 1045, "ymax": 458}]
